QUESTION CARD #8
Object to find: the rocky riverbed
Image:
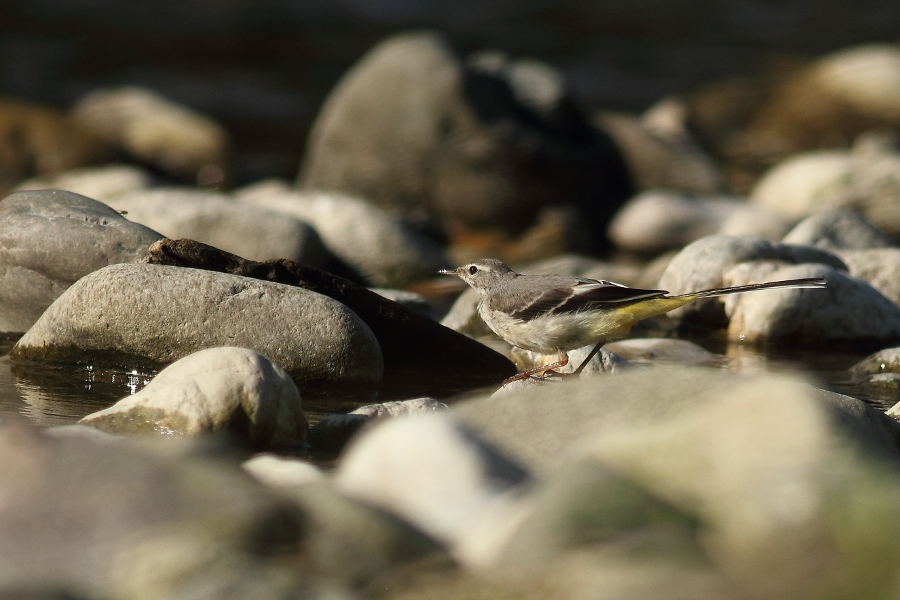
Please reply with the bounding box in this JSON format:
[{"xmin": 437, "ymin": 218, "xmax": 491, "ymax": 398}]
[{"xmin": 6, "ymin": 30, "xmax": 900, "ymax": 600}]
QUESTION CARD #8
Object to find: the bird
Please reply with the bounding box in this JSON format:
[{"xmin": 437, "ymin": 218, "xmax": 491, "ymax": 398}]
[{"xmin": 440, "ymin": 258, "xmax": 828, "ymax": 384}]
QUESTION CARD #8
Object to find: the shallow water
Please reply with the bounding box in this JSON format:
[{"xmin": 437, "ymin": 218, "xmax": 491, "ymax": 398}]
[{"xmin": 0, "ymin": 332, "xmax": 896, "ymax": 429}]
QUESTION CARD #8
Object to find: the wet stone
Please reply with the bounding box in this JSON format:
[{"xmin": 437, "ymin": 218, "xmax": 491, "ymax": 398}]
[
  {"xmin": 11, "ymin": 262, "xmax": 384, "ymax": 391},
  {"xmin": 79, "ymin": 347, "xmax": 309, "ymax": 452}
]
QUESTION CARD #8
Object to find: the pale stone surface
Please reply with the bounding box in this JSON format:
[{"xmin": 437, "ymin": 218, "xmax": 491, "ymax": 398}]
[
  {"xmin": 657, "ymin": 234, "xmax": 845, "ymax": 325},
  {"xmin": 609, "ymin": 191, "xmax": 788, "ymax": 254},
  {"xmin": 79, "ymin": 347, "xmax": 309, "ymax": 450},
  {"xmin": 751, "ymin": 147, "xmax": 900, "ymax": 237},
  {"xmin": 0, "ymin": 189, "xmax": 163, "ymax": 333},
  {"xmin": 837, "ymin": 248, "xmax": 900, "ymax": 305},
  {"xmin": 334, "ymin": 412, "xmax": 532, "ymax": 568},
  {"xmin": 106, "ymin": 188, "xmax": 330, "ymax": 265},
  {"xmin": 239, "ymin": 189, "xmax": 449, "ymax": 286},
  {"xmin": 71, "ymin": 86, "xmax": 229, "ymax": 183},
  {"xmin": 242, "ymin": 454, "xmax": 324, "ymax": 487},
  {"xmin": 726, "ymin": 263, "xmax": 900, "ymax": 343},
  {"xmin": 781, "ymin": 206, "xmax": 896, "ymax": 251},
  {"xmin": 15, "ymin": 163, "xmax": 153, "ymax": 201},
  {"xmin": 12, "ymin": 263, "xmax": 384, "ymax": 389}
]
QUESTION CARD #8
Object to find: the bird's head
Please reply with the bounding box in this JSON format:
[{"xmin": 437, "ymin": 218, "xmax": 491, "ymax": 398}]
[{"xmin": 439, "ymin": 258, "xmax": 515, "ymax": 292}]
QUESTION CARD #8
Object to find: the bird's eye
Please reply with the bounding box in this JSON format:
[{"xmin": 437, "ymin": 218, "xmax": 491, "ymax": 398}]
[{"xmin": 468, "ymin": 265, "xmax": 478, "ymax": 275}]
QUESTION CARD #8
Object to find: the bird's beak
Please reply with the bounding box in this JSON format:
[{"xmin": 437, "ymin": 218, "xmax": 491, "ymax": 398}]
[{"xmin": 438, "ymin": 268, "xmax": 459, "ymax": 277}]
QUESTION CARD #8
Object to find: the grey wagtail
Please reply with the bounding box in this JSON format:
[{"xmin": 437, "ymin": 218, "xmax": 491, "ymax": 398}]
[{"xmin": 440, "ymin": 258, "xmax": 828, "ymax": 384}]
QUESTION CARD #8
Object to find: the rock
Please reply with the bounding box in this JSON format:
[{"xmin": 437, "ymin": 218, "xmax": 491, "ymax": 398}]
[
  {"xmin": 11, "ymin": 263, "xmax": 384, "ymax": 390},
  {"xmin": 751, "ymin": 147, "xmax": 900, "ymax": 237},
  {"xmin": 782, "ymin": 207, "xmax": 896, "ymax": 250},
  {"xmin": 597, "ymin": 102, "xmax": 726, "ymax": 195},
  {"xmin": 609, "ymin": 191, "xmax": 792, "ymax": 255},
  {"xmin": 496, "ymin": 459, "xmax": 699, "ymax": 574},
  {"xmin": 657, "ymin": 234, "xmax": 846, "ymax": 325},
  {"xmin": 836, "ymin": 248, "xmax": 900, "ymax": 305},
  {"xmin": 726, "ymin": 263, "xmax": 900, "ymax": 343},
  {"xmin": 369, "ymin": 288, "xmax": 436, "ymax": 319},
  {"xmin": 0, "ymin": 422, "xmax": 311, "ymax": 599},
  {"xmin": 352, "ymin": 397, "xmax": 448, "ymax": 418},
  {"xmin": 71, "ymin": 86, "xmax": 230, "ymax": 185},
  {"xmin": 239, "ymin": 188, "xmax": 449, "ymax": 287},
  {"xmin": 750, "ymin": 150, "xmax": 856, "ymax": 218},
  {"xmin": 334, "ymin": 412, "xmax": 532, "ymax": 568},
  {"xmin": 298, "ymin": 32, "xmax": 630, "ymax": 248},
  {"xmin": 0, "ymin": 97, "xmax": 112, "ymax": 192},
  {"xmin": 142, "ymin": 238, "xmax": 515, "ymax": 396},
  {"xmin": 849, "ymin": 346, "xmax": 900, "ymax": 377},
  {"xmin": 105, "ymin": 188, "xmax": 331, "ymax": 266},
  {"xmin": 308, "ymin": 413, "xmax": 371, "ymax": 455},
  {"xmin": 0, "ymin": 189, "xmax": 163, "ymax": 333},
  {"xmin": 79, "ymin": 347, "xmax": 309, "ymax": 451},
  {"xmin": 242, "ymin": 454, "xmax": 324, "ymax": 487},
  {"xmin": 733, "ymin": 44, "xmax": 900, "ymax": 173},
  {"xmin": 440, "ymin": 286, "xmax": 493, "ymax": 338},
  {"xmin": 15, "ymin": 164, "xmax": 153, "ymax": 201},
  {"xmin": 575, "ymin": 374, "xmax": 900, "ymax": 599},
  {"xmin": 605, "ymin": 338, "xmax": 721, "ymax": 365},
  {"xmin": 309, "ymin": 398, "xmax": 448, "ymax": 455},
  {"xmin": 453, "ymin": 366, "xmax": 900, "ymax": 597},
  {"xmin": 270, "ymin": 481, "xmax": 447, "ymax": 586}
]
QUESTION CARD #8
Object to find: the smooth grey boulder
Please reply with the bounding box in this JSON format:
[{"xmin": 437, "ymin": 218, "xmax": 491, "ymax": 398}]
[
  {"xmin": 79, "ymin": 347, "xmax": 309, "ymax": 451},
  {"xmin": 16, "ymin": 163, "xmax": 153, "ymax": 201},
  {"xmin": 440, "ymin": 286, "xmax": 492, "ymax": 338},
  {"xmin": 835, "ymin": 248, "xmax": 900, "ymax": 305},
  {"xmin": 106, "ymin": 188, "xmax": 331, "ymax": 266},
  {"xmin": 238, "ymin": 188, "xmax": 449, "ymax": 287},
  {"xmin": 0, "ymin": 189, "xmax": 163, "ymax": 333},
  {"xmin": 608, "ymin": 190, "xmax": 791, "ymax": 255},
  {"xmin": 657, "ymin": 234, "xmax": 846, "ymax": 325},
  {"xmin": 0, "ymin": 422, "xmax": 311, "ymax": 600},
  {"xmin": 782, "ymin": 206, "xmax": 897, "ymax": 251},
  {"xmin": 334, "ymin": 412, "xmax": 531, "ymax": 569},
  {"xmin": 298, "ymin": 32, "xmax": 629, "ymax": 244},
  {"xmin": 726, "ymin": 263, "xmax": 900, "ymax": 343},
  {"xmin": 453, "ymin": 366, "xmax": 900, "ymax": 598},
  {"xmin": 11, "ymin": 263, "xmax": 384, "ymax": 390}
]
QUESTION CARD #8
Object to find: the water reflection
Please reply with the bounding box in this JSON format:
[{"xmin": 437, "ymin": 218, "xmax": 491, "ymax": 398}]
[
  {"xmin": 0, "ymin": 356, "xmax": 157, "ymax": 427},
  {"xmin": 0, "ymin": 336, "xmax": 898, "ymax": 427}
]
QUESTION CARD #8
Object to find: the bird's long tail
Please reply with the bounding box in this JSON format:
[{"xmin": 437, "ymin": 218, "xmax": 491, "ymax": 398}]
[
  {"xmin": 617, "ymin": 277, "xmax": 828, "ymax": 325},
  {"xmin": 672, "ymin": 277, "xmax": 828, "ymax": 300}
]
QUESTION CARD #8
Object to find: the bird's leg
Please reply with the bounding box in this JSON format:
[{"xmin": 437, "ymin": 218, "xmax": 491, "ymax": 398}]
[
  {"xmin": 571, "ymin": 341, "xmax": 605, "ymax": 376},
  {"xmin": 503, "ymin": 354, "xmax": 569, "ymax": 385}
]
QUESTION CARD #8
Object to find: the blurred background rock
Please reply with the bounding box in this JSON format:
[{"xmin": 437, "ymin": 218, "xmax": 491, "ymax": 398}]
[{"xmin": 3, "ymin": 0, "xmax": 900, "ymax": 186}]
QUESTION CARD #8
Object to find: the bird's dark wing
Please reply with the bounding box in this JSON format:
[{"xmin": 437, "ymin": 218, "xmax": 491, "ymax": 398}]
[{"xmin": 506, "ymin": 279, "xmax": 669, "ymax": 321}]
